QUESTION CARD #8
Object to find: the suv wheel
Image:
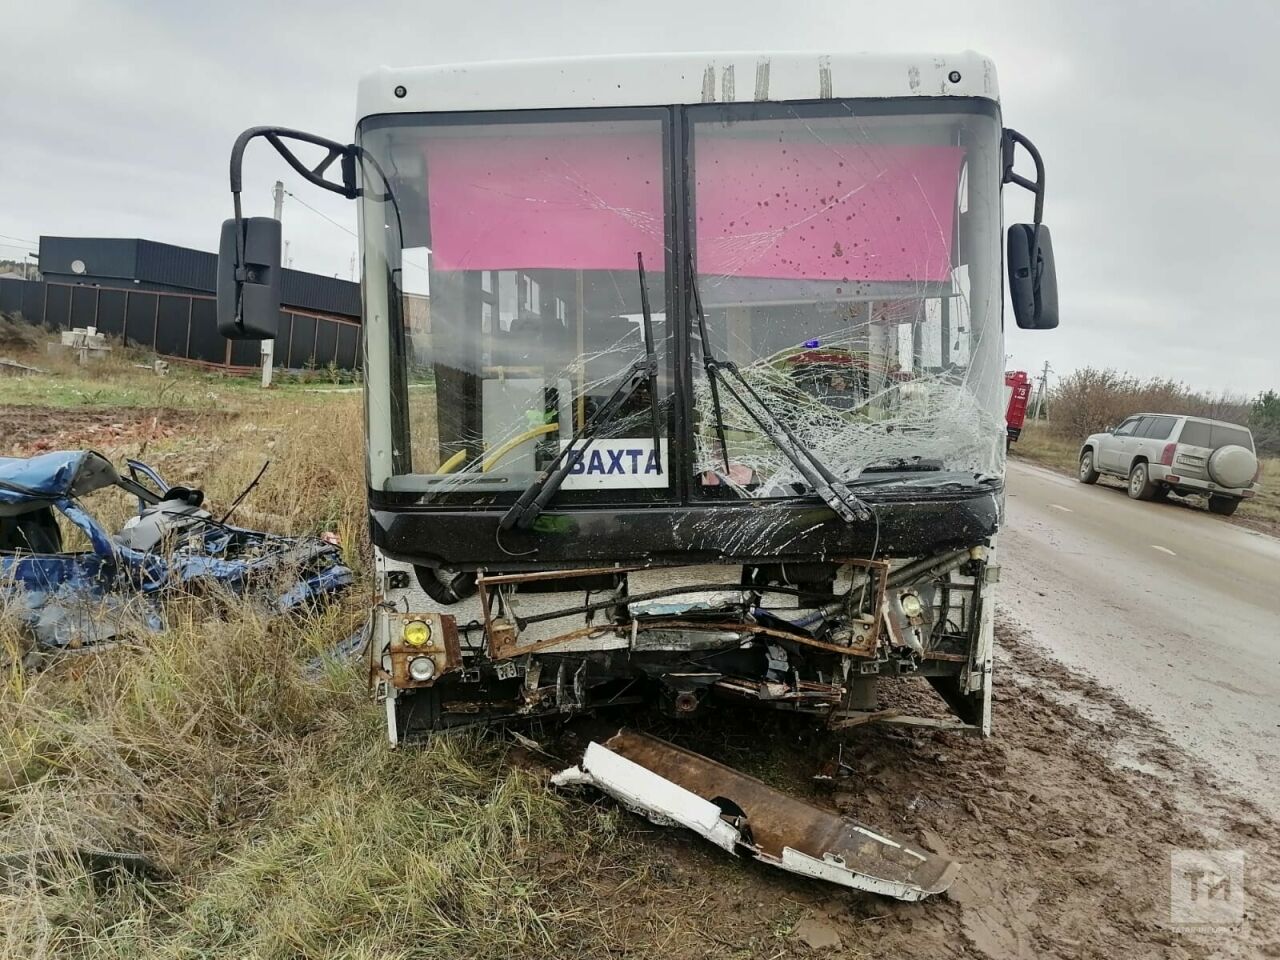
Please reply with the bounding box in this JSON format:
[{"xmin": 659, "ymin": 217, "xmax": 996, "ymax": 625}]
[
  {"xmin": 1128, "ymin": 461, "xmax": 1157, "ymax": 500},
  {"xmin": 1207, "ymin": 495, "xmax": 1240, "ymax": 516},
  {"xmin": 1078, "ymin": 450, "xmax": 1100, "ymax": 484}
]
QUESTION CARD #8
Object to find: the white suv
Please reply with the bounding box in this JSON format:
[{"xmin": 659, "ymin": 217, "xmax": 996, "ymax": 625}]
[{"xmin": 1078, "ymin": 414, "xmax": 1261, "ymax": 515}]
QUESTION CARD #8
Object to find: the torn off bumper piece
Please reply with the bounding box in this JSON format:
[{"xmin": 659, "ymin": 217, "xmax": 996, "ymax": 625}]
[{"xmin": 552, "ymin": 730, "xmax": 958, "ymax": 901}]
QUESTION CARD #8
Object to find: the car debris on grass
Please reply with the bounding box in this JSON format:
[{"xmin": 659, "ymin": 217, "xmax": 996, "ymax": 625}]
[{"xmin": 1, "ymin": 449, "xmax": 353, "ymax": 662}]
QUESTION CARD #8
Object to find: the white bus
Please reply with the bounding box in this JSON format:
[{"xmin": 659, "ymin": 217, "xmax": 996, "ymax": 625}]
[{"xmin": 215, "ymin": 50, "xmax": 1058, "ymax": 896}]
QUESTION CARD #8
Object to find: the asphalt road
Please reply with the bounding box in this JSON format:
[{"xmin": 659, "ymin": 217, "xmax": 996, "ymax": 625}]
[{"xmin": 998, "ymin": 459, "xmax": 1280, "ymax": 810}]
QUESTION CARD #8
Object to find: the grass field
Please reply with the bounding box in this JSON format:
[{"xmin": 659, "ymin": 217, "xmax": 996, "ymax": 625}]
[
  {"xmin": 1012, "ymin": 420, "xmax": 1280, "ymax": 529},
  {"xmin": 0, "ymin": 335, "xmax": 684, "ymax": 959},
  {"xmin": 4, "ymin": 329, "xmax": 1277, "ymax": 958},
  {"xmin": 1, "ymin": 334, "xmax": 842, "ymax": 960}
]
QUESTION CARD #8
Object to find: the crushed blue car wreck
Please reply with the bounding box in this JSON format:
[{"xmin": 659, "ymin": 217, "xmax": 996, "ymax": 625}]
[{"xmin": 0, "ymin": 450, "xmax": 353, "ymax": 657}]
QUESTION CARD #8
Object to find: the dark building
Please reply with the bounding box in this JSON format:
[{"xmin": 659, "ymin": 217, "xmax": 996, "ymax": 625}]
[
  {"xmin": 37, "ymin": 236, "xmax": 361, "ymax": 320},
  {"xmin": 0, "ymin": 237, "xmax": 363, "ymax": 371}
]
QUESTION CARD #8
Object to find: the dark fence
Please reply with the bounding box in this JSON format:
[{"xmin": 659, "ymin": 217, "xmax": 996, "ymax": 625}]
[{"xmin": 0, "ymin": 278, "xmax": 360, "ymax": 373}]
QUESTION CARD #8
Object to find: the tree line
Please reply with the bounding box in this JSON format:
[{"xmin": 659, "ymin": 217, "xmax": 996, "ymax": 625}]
[{"xmin": 1042, "ymin": 368, "xmax": 1280, "ymax": 456}]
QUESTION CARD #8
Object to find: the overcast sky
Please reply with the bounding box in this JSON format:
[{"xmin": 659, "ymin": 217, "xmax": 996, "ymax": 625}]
[{"xmin": 2, "ymin": 0, "xmax": 1277, "ymax": 395}]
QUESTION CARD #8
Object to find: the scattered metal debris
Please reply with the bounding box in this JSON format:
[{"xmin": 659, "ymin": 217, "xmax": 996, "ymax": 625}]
[
  {"xmin": 552, "ymin": 729, "xmax": 959, "ymax": 901},
  {"xmin": 1, "ymin": 450, "xmax": 352, "ymax": 659},
  {"xmin": 812, "ymin": 743, "xmax": 855, "ymax": 783}
]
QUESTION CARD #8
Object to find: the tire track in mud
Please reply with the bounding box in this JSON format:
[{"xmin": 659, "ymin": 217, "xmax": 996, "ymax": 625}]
[{"xmin": 561, "ymin": 620, "xmax": 1279, "ymax": 959}]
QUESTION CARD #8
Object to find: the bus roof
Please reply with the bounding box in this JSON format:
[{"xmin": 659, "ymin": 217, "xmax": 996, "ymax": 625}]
[{"xmin": 357, "ymin": 51, "xmax": 998, "ymax": 120}]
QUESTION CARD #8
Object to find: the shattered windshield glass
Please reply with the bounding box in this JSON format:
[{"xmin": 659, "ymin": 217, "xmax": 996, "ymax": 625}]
[
  {"xmin": 689, "ymin": 103, "xmax": 1005, "ymax": 498},
  {"xmin": 357, "ymin": 100, "xmax": 1005, "ymax": 505},
  {"xmin": 358, "ymin": 111, "xmax": 673, "ymax": 505}
]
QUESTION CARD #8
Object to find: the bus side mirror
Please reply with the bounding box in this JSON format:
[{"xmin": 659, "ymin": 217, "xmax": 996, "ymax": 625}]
[
  {"xmin": 1008, "ymin": 223, "xmax": 1058, "ymax": 330},
  {"xmin": 217, "ymin": 217, "xmax": 281, "ymax": 340}
]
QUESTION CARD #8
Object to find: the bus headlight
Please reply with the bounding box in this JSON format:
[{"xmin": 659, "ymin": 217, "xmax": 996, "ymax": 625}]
[
  {"xmin": 403, "ymin": 619, "xmax": 432, "ymax": 647},
  {"xmin": 408, "ymin": 656, "xmax": 437, "ymax": 682},
  {"xmin": 899, "ymin": 593, "xmax": 924, "ymax": 619}
]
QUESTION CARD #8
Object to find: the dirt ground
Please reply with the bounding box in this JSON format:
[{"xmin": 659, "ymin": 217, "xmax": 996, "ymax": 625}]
[
  {"xmin": 1081, "ymin": 469, "xmax": 1278, "ymax": 539},
  {"xmin": 0, "ymin": 403, "xmax": 218, "ymax": 456},
  {"xmin": 540, "ymin": 621, "xmax": 1280, "ymax": 959}
]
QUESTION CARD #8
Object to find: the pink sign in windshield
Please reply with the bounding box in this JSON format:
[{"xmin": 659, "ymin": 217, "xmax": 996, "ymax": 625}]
[
  {"xmin": 424, "ymin": 133, "xmax": 665, "ymax": 272},
  {"xmin": 695, "ymin": 139, "xmax": 964, "ymax": 283},
  {"xmin": 424, "ymin": 133, "xmax": 962, "ymax": 282}
]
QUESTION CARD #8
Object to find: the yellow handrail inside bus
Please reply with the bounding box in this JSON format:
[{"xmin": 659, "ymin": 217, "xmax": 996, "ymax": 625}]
[
  {"xmin": 482, "ymin": 423, "xmax": 559, "ymax": 472},
  {"xmin": 436, "ymin": 449, "xmax": 468, "ymax": 474}
]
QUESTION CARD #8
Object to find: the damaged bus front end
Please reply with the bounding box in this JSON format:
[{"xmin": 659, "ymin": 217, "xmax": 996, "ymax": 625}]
[
  {"xmin": 343, "ymin": 53, "xmax": 1056, "ymax": 743},
  {"xmin": 371, "ymin": 506, "xmax": 998, "ymax": 742},
  {"xmin": 215, "ymin": 51, "xmax": 1057, "ymax": 895}
]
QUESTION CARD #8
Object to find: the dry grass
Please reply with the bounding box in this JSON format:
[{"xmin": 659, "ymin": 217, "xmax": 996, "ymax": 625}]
[
  {"xmin": 6, "ymin": 327, "xmax": 1278, "ymax": 957},
  {"xmin": 1012, "ymin": 421, "xmax": 1280, "ymax": 527},
  {"xmin": 0, "ymin": 334, "xmax": 800, "ymax": 958},
  {"xmin": 0, "ymin": 345, "xmax": 678, "ymax": 959},
  {"xmin": 0, "ymin": 327, "xmax": 372, "ymax": 563},
  {"xmin": 0, "ymin": 316, "xmax": 41, "ymax": 353},
  {"xmin": 1007, "ymin": 423, "xmax": 1082, "ymax": 474},
  {"xmin": 1, "ymin": 607, "xmax": 648, "ymax": 959},
  {"xmin": 0, "ymin": 316, "xmax": 351, "ymax": 412},
  {"xmin": 1250, "ymin": 457, "xmax": 1280, "ymax": 523},
  {"xmin": 10, "ymin": 333, "xmax": 1274, "ymax": 956}
]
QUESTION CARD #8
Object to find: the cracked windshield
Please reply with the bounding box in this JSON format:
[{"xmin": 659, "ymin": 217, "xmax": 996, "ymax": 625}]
[
  {"xmin": 691, "ymin": 104, "xmax": 1006, "ymax": 498},
  {"xmin": 359, "ymin": 112, "xmax": 671, "ymax": 501},
  {"xmin": 359, "ymin": 104, "xmax": 1004, "ymax": 502}
]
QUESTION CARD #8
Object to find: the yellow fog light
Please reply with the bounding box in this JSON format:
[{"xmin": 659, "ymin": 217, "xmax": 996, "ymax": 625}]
[{"xmin": 403, "ymin": 619, "xmax": 432, "ymax": 647}]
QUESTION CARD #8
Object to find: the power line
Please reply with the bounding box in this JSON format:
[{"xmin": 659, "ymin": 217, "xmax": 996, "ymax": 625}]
[
  {"xmin": 277, "ymin": 187, "xmax": 428, "ymax": 279},
  {"xmin": 281, "ymin": 189, "xmax": 357, "ymax": 239},
  {"xmin": 0, "ymin": 233, "xmax": 37, "ymax": 248},
  {"xmin": 1031, "ymin": 361, "xmax": 1052, "ymax": 422}
]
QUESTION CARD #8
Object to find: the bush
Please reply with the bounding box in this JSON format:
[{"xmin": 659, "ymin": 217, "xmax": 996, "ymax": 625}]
[
  {"xmin": 0, "ymin": 313, "xmax": 40, "ymax": 351},
  {"xmin": 1249, "ymin": 390, "xmax": 1280, "ymax": 457},
  {"xmin": 1048, "ymin": 367, "xmax": 1252, "ymax": 441}
]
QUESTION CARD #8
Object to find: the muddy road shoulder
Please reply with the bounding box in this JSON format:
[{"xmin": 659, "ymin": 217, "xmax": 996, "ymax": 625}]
[{"xmin": 546, "ymin": 621, "xmax": 1279, "ymax": 960}]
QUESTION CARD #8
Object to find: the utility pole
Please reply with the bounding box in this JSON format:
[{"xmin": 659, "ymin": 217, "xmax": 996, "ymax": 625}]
[
  {"xmin": 262, "ymin": 180, "xmax": 284, "ymax": 388},
  {"xmin": 349, "ymin": 251, "xmax": 356, "ymax": 281},
  {"xmin": 1031, "ymin": 361, "xmax": 1052, "ymax": 422}
]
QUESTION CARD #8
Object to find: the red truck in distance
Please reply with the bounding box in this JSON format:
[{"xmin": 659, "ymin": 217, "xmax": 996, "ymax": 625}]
[{"xmin": 1005, "ymin": 370, "xmax": 1031, "ymax": 446}]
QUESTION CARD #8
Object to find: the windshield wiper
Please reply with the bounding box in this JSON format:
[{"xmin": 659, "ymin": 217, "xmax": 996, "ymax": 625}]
[
  {"xmin": 844, "ymin": 472, "xmax": 988, "ymax": 490},
  {"xmin": 691, "ymin": 271, "xmax": 732, "ymax": 475},
  {"xmin": 860, "ymin": 457, "xmax": 943, "ymax": 473},
  {"xmin": 689, "ymin": 276, "xmax": 872, "ymax": 524},
  {"xmin": 637, "ymin": 252, "xmax": 663, "ymax": 474},
  {"xmin": 500, "ymin": 252, "xmax": 662, "ymax": 532}
]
